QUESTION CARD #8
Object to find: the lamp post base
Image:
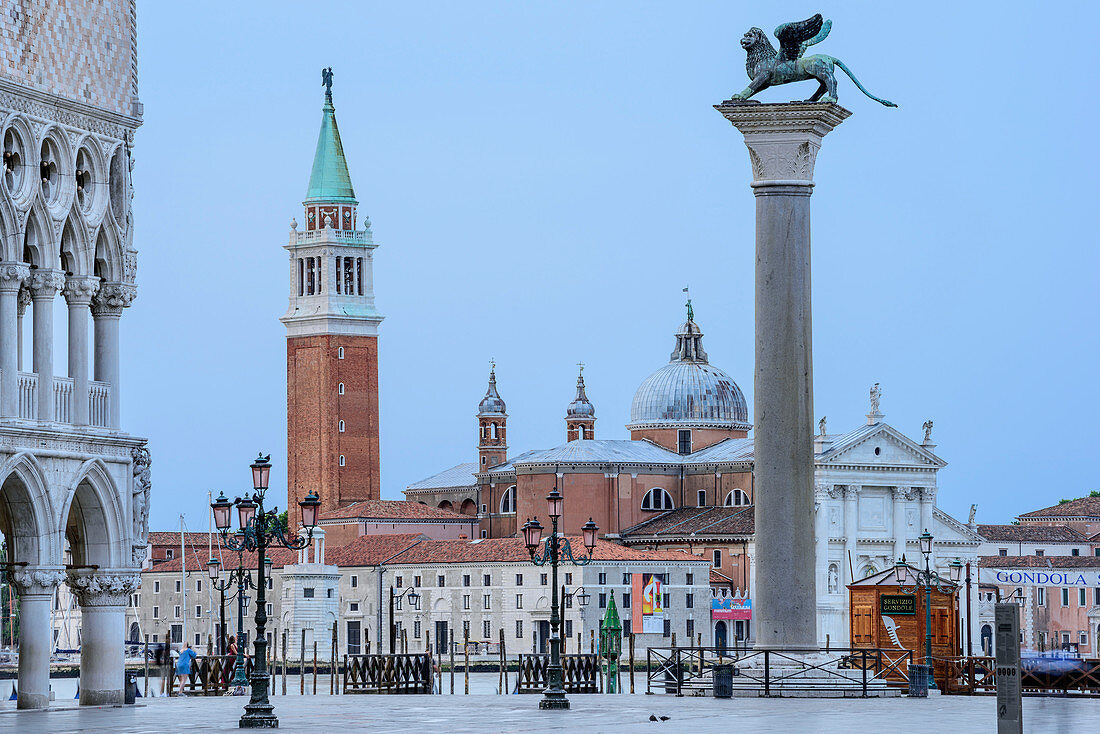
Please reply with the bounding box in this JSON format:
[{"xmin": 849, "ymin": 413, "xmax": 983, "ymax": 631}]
[
  {"xmin": 539, "ymin": 692, "xmax": 570, "ymax": 710},
  {"xmin": 240, "ymin": 702, "xmax": 279, "ymax": 728}
]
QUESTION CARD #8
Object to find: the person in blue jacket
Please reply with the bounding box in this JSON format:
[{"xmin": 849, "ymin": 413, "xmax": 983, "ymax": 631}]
[{"xmin": 175, "ymin": 642, "xmax": 198, "ymax": 696}]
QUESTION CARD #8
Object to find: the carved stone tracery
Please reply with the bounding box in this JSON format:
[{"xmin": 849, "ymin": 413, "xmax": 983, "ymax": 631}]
[{"xmin": 66, "ymin": 572, "xmax": 140, "ymax": 607}]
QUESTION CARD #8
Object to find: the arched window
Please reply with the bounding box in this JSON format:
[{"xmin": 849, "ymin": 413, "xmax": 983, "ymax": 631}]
[
  {"xmin": 490, "ymin": 422, "xmax": 498, "ymax": 439},
  {"xmin": 338, "ymin": 383, "xmax": 345, "ymax": 395},
  {"xmin": 500, "ymin": 486, "xmax": 516, "ymax": 514},
  {"xmin": 337, "ymin": 347, "xmax": 345, "ymax": 359},
  {"xmin": 641, "ymin": 488, "xmax": 675, "ymax": 511},
  {"xmin": 338, "ymin": 455, "xmax": 345, "ymax": 467},
  {"xmin": 724, "ymin": 489, "xmax": 750, "ymax": 507},
  {"xmin": 338, "ymin": 420, "xmax": 345, "ymax": 433},
  {"xmin": 577, "ymin": 425, "xmax": 586, "ymax": 440}
]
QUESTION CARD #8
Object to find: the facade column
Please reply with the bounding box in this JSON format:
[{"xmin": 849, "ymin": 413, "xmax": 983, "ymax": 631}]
[
  {"xmin": 716, "ymin": 101, "xmax": 850, "ymax": 651},
  {"xmin": 92, "ymin": 283, "xmax": 135, "ymax": 430},
  {"xmin": 62, "ymin": 276, "xmax": 99, "ymax": 426},
  {"xmin": 813, "ymin": 484, "xmax": 829, "ymax": 599},
  {"xmin": 919, "ymin": 486, "xmax": 935, "ymax": 536},
  {"xmin": 16, "ymin": 286, "xmax": 29, "ymax": 370},
  {"xmin": 28, "ymin": 269, "xmax": 65, "ymax": 422},
  {"xmin": 0, "ymin": 263, "xmax": 28, "ymax": 417},
  {"xmin": 67, "ymin": 571, "xmax": 140, "ymax": 706},
  {"xmin": 843, "ymin": 485, "xmax": 860, "ymax": 585},
  {"xmin": 10, "ymin": 567, "xmax": 65, "ymax": 709},
  {"xmin": 891, "ymin": 486, "xmax": 910, "ymax": 563}
]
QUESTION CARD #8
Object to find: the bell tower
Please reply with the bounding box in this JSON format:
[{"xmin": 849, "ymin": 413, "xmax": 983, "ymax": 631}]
[
  {"xmin": 477, "ymin": 364, "xmax": 507, "ymax": 470},
  {"xmin": 566, "ymin": 364, "xmax": 596, "ymax": 441},
  {"xmin": 282, "ymin": 68, "xmax": 383, "ymax": 527}
]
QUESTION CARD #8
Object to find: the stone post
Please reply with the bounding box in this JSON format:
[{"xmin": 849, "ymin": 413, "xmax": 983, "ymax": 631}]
[
  {"xmin": 10, "ymin": 568, "xmax": 65, "ymax": 709},
  {"xmin": 716, "ymin": 101, "xmax": 849, "ymax": 650},
  {"xmin": 63, "ymin": 276, "xmax": 99, "ymax": 426},
  {"xmin": 29, "ymin": 269, "xmax": 65, "ymax": 422},
  {"xmin": 0, "ymin": 263, "xmax": 28, "ymax": 417},
  {"xmin": 67, "ymin": 571, "xmax": 140, "ymax": 705}
]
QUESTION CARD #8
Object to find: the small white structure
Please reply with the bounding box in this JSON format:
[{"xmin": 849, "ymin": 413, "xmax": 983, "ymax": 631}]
[{"xmin": 280, "ymin": 528, "xmax": 340, "ymax": 658}]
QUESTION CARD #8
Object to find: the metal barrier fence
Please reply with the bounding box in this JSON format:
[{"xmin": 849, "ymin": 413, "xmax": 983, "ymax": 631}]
[
  {"xmin": 170, "ymin": 655, "xmax": 256, "ymax": 696},
  {"xmin": 514, "ymin": 654, "xmax": 599, "ymax": 694},
  {"xmin": 941, "ymin": 656, "xmax": 1100, "ymax": 696},
  {"xmin": 342, "ymin": 653, "xmax": 433, "ymax": 694},
  {"xmin": 645, "ymin": 647, "xmax": 913, "ymax": 697}
]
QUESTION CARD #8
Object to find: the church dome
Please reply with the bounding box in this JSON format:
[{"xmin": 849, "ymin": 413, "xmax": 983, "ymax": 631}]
[
  {"xmin": 478, "ymin": 367, "xmax": 507, "ymax": 416},
  {"xmin": 627, "ymin": 317, "xmax": 749, "ymax": 431},
  {"xmin": 566, "ymin": 369, "xmax": 595, "ymax": 419}
]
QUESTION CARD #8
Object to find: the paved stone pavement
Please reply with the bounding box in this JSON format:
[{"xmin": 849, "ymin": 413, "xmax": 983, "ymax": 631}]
[{"xmin": 2, "ymin": 693, "xmax": 1099, "ymax": 733}]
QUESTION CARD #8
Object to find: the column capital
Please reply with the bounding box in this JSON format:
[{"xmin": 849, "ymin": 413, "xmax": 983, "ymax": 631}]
[
  {"xmin": 62, "ymin": 275, "xmax": 101, "ymax": 306},
  {"xmin": 66, "ymin": 570, "xmax": 141, "ymax": 607},
  {"xmin": 7, "ymin": 566, "xmax": 65, "ymax": 595},
  {"xmin": 844, "ymin": 484, "xmax": 862, "ymax": 499},
  {"xmin": 0, "ymin": 261, "xmax": 29, "ymax": 293},
  {"xmin": 713, "ymin": 101, "xmax": 851, "ymax": 185},
  {"xmin": 91, "ymin": 282, "xmax": 136, "ymax": 316},
  {"xmin": 17, "ymin": 285, "xmax": 30, "ymax": 316},
  {"xmin": 26, "ymin": 268, "xmax": 65, "ymax": 299},
  {"xmin": 891, "ymin": 485, "xmax": 914, "ymax": 500}
]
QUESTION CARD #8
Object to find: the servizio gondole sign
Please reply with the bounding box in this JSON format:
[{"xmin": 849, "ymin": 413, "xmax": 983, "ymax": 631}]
[{"xmin": 979, "ymin": 569, "xmax": 1100, "ymax": 588}]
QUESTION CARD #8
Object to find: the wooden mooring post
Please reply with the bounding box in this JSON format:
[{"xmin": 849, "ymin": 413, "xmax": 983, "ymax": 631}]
[
  {"xmin": 463, "ymin": 627, "xmax": 470, "ymax": 694},
  {"xmin": 312, "ymin": 640, "xmax": 318, "ymax": 694},
  {"xmin": 281, "ymin": 630, "xmax": 287, "ymax": 695},
  {"xmin": 300, "ymin": 629, "xmax": 306, "ymax": 695},
  {"xmin": 628, "ymin": 633, "xmax": 635, "ymax": 695},
  {"xmin": 449, "ymin": 632, "xmax": 455, "ymax": 694}
]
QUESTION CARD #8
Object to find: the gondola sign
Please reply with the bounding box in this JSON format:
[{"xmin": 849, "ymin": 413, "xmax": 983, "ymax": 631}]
[{"xmin": 879, "ymin": 594, "xmax": 916, "ymax": 615}]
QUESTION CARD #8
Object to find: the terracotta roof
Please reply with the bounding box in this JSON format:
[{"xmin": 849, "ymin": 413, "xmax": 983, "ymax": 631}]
[
  {"xmin": 978, "ymin": 555, "xmax": 1100, "ymax": 569},
  {"xmin": 1090, "ymin": 531, "xmax": 1100, "ymax": 543},
  {"xmin": 145, "ymin": 532, "xmax": 212, "ymax": 547},
  {"xmin": 977, "ymin": 524, "xmax": 1086, "ymax": 543},
  {"xmin": 323, "ymin": 534, "xmax": 429, "ymax": 567},
  {"xmin": 1018, "ymin": 497, "xmax": 1100, "ymax": 519},
  {"xmin": 710, "ymin": 568, "xmax": 735, "ymax": 585},
  {"xmin": 619, "ymin": 506, "xmax": 754, "ymax": 538},
  {"xmin": 319, "ymin": 500, "xmax": 475, "ymax": 522},
  {"xmin": 146, "ymin": 546, "xmax": 299, "ymax": 574},
  {"xmin": 386, "ymin": 538, "xmax": 701, "ymax": 566}
]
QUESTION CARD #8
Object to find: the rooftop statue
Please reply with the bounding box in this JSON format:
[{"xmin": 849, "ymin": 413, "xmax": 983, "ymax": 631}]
[{"xmin": 726, "ymin": 14, "xmax": 896, "ymax": 107}]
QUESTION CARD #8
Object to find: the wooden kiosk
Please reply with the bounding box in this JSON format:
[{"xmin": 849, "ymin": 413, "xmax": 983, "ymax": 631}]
[{"xmin": 848, "ymin": 565, "xmax": 960, "ymax": 686}]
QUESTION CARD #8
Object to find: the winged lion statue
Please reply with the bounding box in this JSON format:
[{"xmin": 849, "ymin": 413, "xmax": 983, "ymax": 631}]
[{"xmin": 727, "ymin": 14, "xmax": 896, "ymax": 107}]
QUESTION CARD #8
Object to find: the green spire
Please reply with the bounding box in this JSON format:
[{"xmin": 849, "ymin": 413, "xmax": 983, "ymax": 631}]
[{"xmin": 304, "ymin": 69, "xmax": 357, "ymax": 205}]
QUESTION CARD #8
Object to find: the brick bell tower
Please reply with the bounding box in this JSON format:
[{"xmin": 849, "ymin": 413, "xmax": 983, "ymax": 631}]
[
  {"xmin": 282, "ymin": 68, "xmax": 382, "ymax": 527},
  {"xmin": 477, "ymin": 363, "xmax": 507, "ymax": 470}
]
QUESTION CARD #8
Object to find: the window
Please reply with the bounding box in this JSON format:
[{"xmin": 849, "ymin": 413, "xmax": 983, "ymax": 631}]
[
  {"xmin": 641, "ymin": 488, "xmax": 674, "ymax": 511},
  {"xmin": 463, "ymin": 620, "xmax": 470, "ymax": 637},
  {"xmin": 154, "ymin": 581, "xmax": 160, "ymax": 593},
  {"xmin": 196, "ymin": 579, "xmax": 202, "ymax": 593},
  {"xmin": 621, "ymin": 573, "xmax": 630, "ymax": 585},
  {"xmin": 484, "ymin": 620, "xmax": 491, "ymax": 638},
  {"xmin": 686, "ymin": 573, "xmax": 694, "ymax": 585},
  {"xmin": 623, "ymin": 593, "xmax": 630, "ymax": 608},
  {"xmin": 1080, "ymin": 588, "xmax": 1088, "ymax": 606},
  {"xmin": 540, "ymin": 574, "xmax": 548, "ymax": 586},
  {"xmin": 351, "ymin": 575, "xmax": 358, "ymax": 588},
  {"xmin": 1062, "ymin": 588, "xmax": 1070, "ymax": 607},
  {"xmin": 166, "ymin": 549, "xmax": 174, "ymax": 560},
  {"xmin": 598, "ymin": 573, "xmax": 607, "ymax": 585},
  {"xmin": 1095, "ymin": 588, "xmax": 1100, "ymax": 606},
  {"xmin": 338, "ymin": 383, "xmax": 345, "ymax": 395},
  {"xmin": 395, "ymin": 596, "xmax": 402, "ymax": 610},
  {"xmin": 1062, "ymin": 632, "xmax": 1071, "ymax": 645},
  {"xmin": 152, "ymin": 634, "xmax": 159, "ymax": 643},
  {"xmin": 724, "ymin": 489, "xmax": 750, "ymax": 507},
  {"xmin": 339, "ymin": 420, "xmax": 345, "ymax": 433},
  {"xmin": 1038, "ymin": 588, "xmax": 1046, "ymax": 606},
  {"xmin": 350, "ymin": 602, "xmax": 359, "ymax": 612},
  {"xmin": 327, "ymin": 588, "xmax": 334, "ymax": 598},
  {"xmin": 697, "ymin": 489, "xmax": 707, "ymax": 507},
  {"xmin": 483, "ymin": 574, "xmax": 491, "ymax": 586},
  {"xmin": 463, "ymin": 574, "xmax": 471, "ymax": 587},
  {"xmin": 481, "ymin": 504, "xmax": 487, "ymax": 514},
  {"xmin": 663, "ymin": 592, "xmax": 671, "ymax": 609},
  {"xmin": 499, "ymin": 486, "xmax": 516, "ymax": 514},
  {"xmin": 1096, "ymin": 548, "xmax": 1100, "ymax": 557},
  {"xmin": 515, "ymin": 574, "xmax": 523, "ymax": 586},
  {"xmin": 564, "ymin": 620, "xmax": 572, "ymax": 638},
  {"xmin": 677, "ymin": 429, "xmax": 692, "ymax": 455},
  {"xmin": 414, "ymin": 576, "xmax": 422, "ymax": 588},
  {"xmin": 339, "ymin": 455, "xmax": 346, "ymax": 466},
  {"xmin": 599, "ymin": 593, "xmax": 607, "ymax": 609},
  {"xmin": 663, "ymin": 618, "xmax": 671, "ymax": 638},
  {"xmin": 516, "ymin": 594, "xmax": 523, "ymax": 609},
  {"xmin": 999, "ymin": 549, "xmax": 1008, "ymax": 556},
  {"xmin": 304, "ymin": 588, "xmax": 315, "ymax": 598},
  {"xmin": 686, "ymin": 593, "xmax": 694, "ymax": 609},
  {"xmin": 565, "ymin": 595, "xmax": 572, "ymax": 609},
  {"xmin": 1081, "ymin": 631, "xmax": 1089, "ymax": 646},
  {"xmin": 483, "ymin": 594, "xmax": 491, "ymax": 610},
  {"xmin": 439, "ymin": 575, "xmax": 446, "ymax": 587},
  {"xmin": 267, "ymin": 578, "xmax": 273, "ymax": 590},
  {"xmin": 564, "ymin": 573, "xmax": 572, "ymax": 585},
  {"xmin": 267, "ymin": 603, "xmax": 273, "ymax": 615},
  {"xmin": 175, "ymin": 580, "xmax": 181, "ymax": 593},
  {"xmin": 480, "ymin": 529, "xmax": 487, "ymax": 538},
  {"xmin": 1035, "ymin": 550, "xmax": 1044, "ymax": 557},
  {"xmin": 1072, "ymin": 548, "xmax": 1080, "ymax": 556},
  {"xmin": 687, "ymin": 619, "xmax": 695, "ymax": 639},
  {"xmin": 516, "ymin": 620, "xmax": 523, "ymax": 639},
  {"xmin": 173, "ymin": 605, "xmax": 180, "ymax": 618},
  {"xmin": 153, "ymin": 605, "xmax": 159, "ymax": 619},
  {"xmin": 195, "ymin": 605, "xmax": 201, "ymax": 617},
  {"xmin": 338, "ymin": 347, "xmax": 344, "ymax": 359},
  {"xmin": 463, "ymin": 594, "xmax": 470, "ymax": 610},
  {"xmin": 713, "ymin": 550, "xmax": 722, "ymax": 568},
  {"xmin": 414, "ymin": 621, "xmax": 421, "ymax": 639},
  {"xmin": 195, "ymin": 633, "xmax": 201, "ymax": 646}
]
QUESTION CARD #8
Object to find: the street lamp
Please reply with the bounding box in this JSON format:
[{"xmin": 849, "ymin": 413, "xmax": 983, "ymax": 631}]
[
  {"xmin": 212, "ymin": 452, "xmax": 320, "ymax": 729},
  {"xmin": 894, "ymin": 530, "xmax": 960, "ymax": 691},
  {"xmin": 389, "ymin": 586, "xmax": 421, "ymax": 653},
  {"xmin": 521, "ymin": 488, "xmax": 598, "ymax": 711},
  {"xmin": 208, "ymin": 551, "xmax": 258, "ymax": 691}
]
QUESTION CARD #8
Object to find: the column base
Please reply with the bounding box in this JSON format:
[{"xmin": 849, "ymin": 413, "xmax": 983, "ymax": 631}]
[
  {"xmin": 240, "ymin": 702, "xmax": 279, "ymax": 728},
  {"xmin": 17, "ymin": 692, "xmax": 50, "ymax": 710},
  {"xmin": 79, "ymin": 688, "xmax": 123, "ymax": 706},
  {"xmin": 539, "ymin": 693, "xmax": 570, "ymax": 710}
]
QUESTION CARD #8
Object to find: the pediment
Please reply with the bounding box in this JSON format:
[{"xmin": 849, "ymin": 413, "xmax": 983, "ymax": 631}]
[{"xmin": 819, "ymin": 424, "xmax": 945, "ymax": 469}]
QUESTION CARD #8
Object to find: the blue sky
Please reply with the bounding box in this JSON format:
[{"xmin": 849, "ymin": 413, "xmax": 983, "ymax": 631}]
[{"xmin": 131, "ymin": 1, "xmax": 1099, "ymax": 533}]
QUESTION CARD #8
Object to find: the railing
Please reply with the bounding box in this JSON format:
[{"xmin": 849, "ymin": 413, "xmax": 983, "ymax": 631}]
[
  {"xmin": 88, "ymin": 380, "xmax": 109, "ymax": 427},
  {"xmin": 17, "ymin": 371, "xmax": 36, "ymax": 420},
  {"xmin": 294, "ymin": 228, "xmax": 372, "ymax": 245},
  {"xmin": 342, "ymin": 653, "xmax": 432, "ymax": 694},
  {"xmin": 514, "ymin": 654, "xmax": 598, "ymax": 694},
  {"xmin": 942, "ymin": 655, "xmax": 1100, "ymax": 696},
  {"xmin": 169, "ymin": 655, "xmax": 257, "ymax": 696},
  {"xmin": 0, "ymin": 370, "xmax": 110, "ymax": 426},
  {"xmin": 645, "ymin": 646, "xmax": 913, "ymax": 697},
  {"xmin": 54, "ymin": 377, "xmax": 72, "ymax": 423}
]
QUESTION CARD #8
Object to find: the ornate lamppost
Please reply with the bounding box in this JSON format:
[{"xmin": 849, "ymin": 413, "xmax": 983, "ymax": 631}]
[
  {"xmin": 521, "ymin": 488, "xmax": 598, "ymax": 710},
  {"xmin": 211, "ymin": 453, "xmax": 321, "ymax": 729},
  {"xmin": 208, "ymin": 548, "xmax": 270, "ymax": 692},
  {"xmin": 893, "ymin": 530, "xmax": 963, "ymax": 691},
  {"xmin": 389, "ymin": 585, "xmax": 420, "ymax": 653}
]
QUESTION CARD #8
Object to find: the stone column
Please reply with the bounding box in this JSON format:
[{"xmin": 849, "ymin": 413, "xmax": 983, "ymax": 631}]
[
  {"xmin": 716, "ymin": 101, "xmax": 850, "ymax": 650},
  {"xmin": 813, "ymin": 484, "xmax": 830, "ymax": 602},
  {"xmin": 68, "ymin": 572, "xmax": 140, "ymax": 706},
  {"xmin": 92, "ymin": 283, "xmax": 134, "ymax": 429},
  {"xmin": 28, "ymin": 269, "xmax": 65, "ymax": 422},
  {"xmin": 0, "ymin": 263, "xmax": 28, "ymax": 417},
  {"xmin": 63, "ymin": 276, "xmax": 99, "ymax": 426},
  {"xmin": 17, "ymin": 286, "xmax": 29, "ymax": 369},
  {"xmin": 919, "ymin": 487, "xmax": 935, "ymax": 537},
  {"xmin": 10, "ymin": 567, "xmax": 65, "ymax": 709},
  {"xmin": 891, "ymin": 486, "xmax": 910, "ymax": 563},
  {"xmin": 843, "ymin": 485, "xmax": 860, "ymax": 585}
]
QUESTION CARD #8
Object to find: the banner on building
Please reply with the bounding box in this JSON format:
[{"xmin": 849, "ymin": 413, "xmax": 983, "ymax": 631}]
[
  {"xmin": 979, "ymin": 568, "xmax": 1100, "ymax": 588},
  {"xmin": 711, "ymin": 596, "xmax": 752, "ymax": 620},
  {"xmin": 632, "ymin": 573, "xmax": 665, "ymax": 634}
]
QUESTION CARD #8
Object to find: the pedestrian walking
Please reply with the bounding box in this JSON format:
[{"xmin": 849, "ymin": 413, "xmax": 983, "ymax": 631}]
[
  {"xmin": 225, "ymin": 635, "xmax": 238, "ymax": 684},
  {"xmin": 176, "ymin": 642, "xmax": 198, "ymax": 696}
]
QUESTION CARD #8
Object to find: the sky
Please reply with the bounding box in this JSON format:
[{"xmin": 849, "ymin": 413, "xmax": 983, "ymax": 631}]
[{"xmin": 128, "ymin": 1, "xmax": 1100, "ymax": 534}]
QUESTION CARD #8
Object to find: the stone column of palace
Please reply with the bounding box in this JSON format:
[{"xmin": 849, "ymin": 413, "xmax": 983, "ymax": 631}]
[
  {"xmin": 891, "ymin": 486, "xmax": 909, "ymax": 563},
  {"xmin": 11, "ymin": 568, "xmax": 65, "ymax": 709},
  {"xmin": 92, "ymin": 283, "xmax": 134, "ymax": 430},
  {"xmin": 63, "ymin": 276, "xmax": 99, "ymax": 426},
  {"xmin": 68, "ymin": 571, "xmax": 140, "ymax": 705},
  {"xmin": 0, "ymin": 263, "xmax": 28, "ymax": 417},
  {"xmin": 716, "ymin": 102, "xmax": 850, "ymax": 649},
  {"xmin": 29, "ymin": 269, "xmax": 65, "ymax": 422}
]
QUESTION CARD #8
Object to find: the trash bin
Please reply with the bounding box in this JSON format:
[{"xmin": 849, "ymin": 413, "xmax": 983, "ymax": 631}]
[
  {"xmin": 713, "ymin": 664, "xmax": 733, "ymax": 698},
  {"xmin": 124, "ymin": 673, "xmax": 137, "ymax": 704},
  {"xmin": 907, "ymin": 664, "xmax": 929, "ymax": 697}
]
